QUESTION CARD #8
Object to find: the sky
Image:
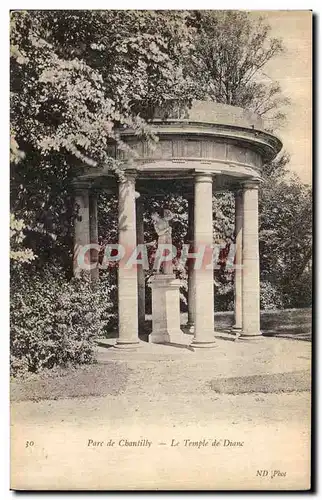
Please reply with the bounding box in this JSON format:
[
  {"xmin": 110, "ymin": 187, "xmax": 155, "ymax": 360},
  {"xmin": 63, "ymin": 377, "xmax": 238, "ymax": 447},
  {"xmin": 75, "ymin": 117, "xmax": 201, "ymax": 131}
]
[{"xmin": 251, "ymin": 11, "xmax": 312, "ymax": 184}]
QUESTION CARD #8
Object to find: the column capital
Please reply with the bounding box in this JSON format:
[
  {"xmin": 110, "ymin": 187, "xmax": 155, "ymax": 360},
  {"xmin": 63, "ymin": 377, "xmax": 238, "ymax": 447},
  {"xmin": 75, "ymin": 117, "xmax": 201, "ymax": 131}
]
[
  {"xmin": 242, "ymin": 179, "xmax": 261, "ymax": 190},
  {"xmin": 89, "ymin": 187, "xmax": 101, "ymax": 196},
  {"xmin": 73, "ymin": 179, "xmax": 91, "ymax": 193},
  {"xmin": 118, "ymin": 169, "xmax": 138, "ymax": 184},
  {"xmin": 234, "ymin": 188, "xmax": 243, "ymax": 198},
  {"xmin": 194, "ymin": 171, "xmax": 213, "ymax": 184}
]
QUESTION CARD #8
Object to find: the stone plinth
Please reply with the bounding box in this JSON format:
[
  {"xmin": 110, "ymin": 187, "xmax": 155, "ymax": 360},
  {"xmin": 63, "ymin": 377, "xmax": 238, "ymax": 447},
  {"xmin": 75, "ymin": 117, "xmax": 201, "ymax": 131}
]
[{"xmin": 149, "ymin": 275, "xmax": 186, "ymax": 345}]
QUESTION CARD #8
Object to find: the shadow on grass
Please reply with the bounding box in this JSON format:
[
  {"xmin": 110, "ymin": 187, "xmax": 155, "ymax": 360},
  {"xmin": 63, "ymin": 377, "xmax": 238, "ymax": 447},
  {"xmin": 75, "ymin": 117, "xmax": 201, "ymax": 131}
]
[
  {"xmin": 159, "ymin": 342, "xmax": 194, "ymax": 351},
  {"xmin": 263, "ymin": 332, "xmax": 311, "ymax": 342},
  {"xmin": 11, "ymin": 363, "xmax": 132, "ymax": 402},
  {"xmin": 209, "ymin": 370, "xmax": 311, "ymax": 395},
  {"xmin": 214, "ymin": 333, "xmax": 240, "ymax": 343},
  {"xmin": 95, "ymin": 341, "xmax": 115, "ymax": 349}
]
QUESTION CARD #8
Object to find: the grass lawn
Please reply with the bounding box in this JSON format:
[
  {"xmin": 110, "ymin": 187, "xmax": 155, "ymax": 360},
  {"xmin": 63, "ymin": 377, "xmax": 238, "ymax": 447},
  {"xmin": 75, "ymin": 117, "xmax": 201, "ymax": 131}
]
[
  {"xmin": 210, "ymin": 370, "xmax": 311, "ymax": 394},
  {"xmin": 11, "ymin": 362, "xmax": 132, "ymax": 402}
]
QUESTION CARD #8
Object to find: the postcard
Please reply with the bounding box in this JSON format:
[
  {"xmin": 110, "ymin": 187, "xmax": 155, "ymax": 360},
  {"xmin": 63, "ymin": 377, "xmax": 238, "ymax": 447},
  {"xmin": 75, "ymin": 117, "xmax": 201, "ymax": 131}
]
[{"xmin": 10, "ymin": 9, "xmax": 312, "ymax": 490}]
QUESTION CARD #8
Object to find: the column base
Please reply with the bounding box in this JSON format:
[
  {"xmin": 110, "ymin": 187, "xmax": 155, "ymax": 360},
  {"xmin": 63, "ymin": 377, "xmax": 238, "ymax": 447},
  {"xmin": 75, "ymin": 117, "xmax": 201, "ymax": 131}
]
[
  {"xmin": 114, "ymin": 340, "xmax": 141, "ymax": 350},
  {"xmin": 149, "ymin": 330, "xmax": 187, "ymax": 345},
  {"xmin": 190, "ymin": 338, "xmax": 217, "ymax": 349},
  {"xmin": 239, "ymin": 332, "xmax": 263, "ymax": 340},
  {"xmin": 231, "ymin": 325, "xmax": 242, "ymax": 331}
]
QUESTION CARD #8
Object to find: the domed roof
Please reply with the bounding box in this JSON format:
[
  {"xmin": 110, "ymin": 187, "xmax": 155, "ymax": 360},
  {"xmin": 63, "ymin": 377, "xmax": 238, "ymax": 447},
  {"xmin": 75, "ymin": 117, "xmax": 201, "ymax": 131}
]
[{"xmin": 184, "ymin": 101, "xmax": 264, "ymax": 131}]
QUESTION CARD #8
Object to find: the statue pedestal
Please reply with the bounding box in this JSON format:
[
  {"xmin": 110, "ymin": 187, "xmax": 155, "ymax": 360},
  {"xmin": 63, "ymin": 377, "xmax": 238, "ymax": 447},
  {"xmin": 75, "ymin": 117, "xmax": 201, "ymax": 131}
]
[{"xmin": 149, "ymin": 274, "xmax": 186, "ymax": 345}]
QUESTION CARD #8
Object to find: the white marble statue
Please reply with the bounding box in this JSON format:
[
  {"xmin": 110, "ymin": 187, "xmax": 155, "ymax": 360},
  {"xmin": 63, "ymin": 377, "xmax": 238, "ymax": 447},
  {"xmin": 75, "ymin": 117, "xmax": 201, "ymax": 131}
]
[{"xmin": 151, "ymin": 210, "xmax": 174, "ymax": 275}]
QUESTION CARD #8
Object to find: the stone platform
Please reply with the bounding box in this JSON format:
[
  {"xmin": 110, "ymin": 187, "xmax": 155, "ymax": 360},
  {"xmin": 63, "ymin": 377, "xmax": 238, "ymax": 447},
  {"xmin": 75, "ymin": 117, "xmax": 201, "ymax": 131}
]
[{"xmin": 95, "ymin": 333, "xmax": 311, "ymax": 381}]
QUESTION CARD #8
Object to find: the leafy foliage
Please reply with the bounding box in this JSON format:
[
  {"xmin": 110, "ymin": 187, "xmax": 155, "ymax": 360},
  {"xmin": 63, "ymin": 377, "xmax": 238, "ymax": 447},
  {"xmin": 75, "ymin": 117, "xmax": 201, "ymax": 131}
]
[
  {"xmin": 10, "ymin": 213, "xmax": 35, "ymax": 264},
  {"xmin": 260, "ymin": 281, "xmax": 284, "ymax": 310},
  {"xmin": 10, "ymin": 10, "xmax": 194, "ymax": 171},
  {"xmin": 10, "ymin": 10, "xmax": 289, "ymax": 270},
  {"xmin": 188, "ymin": 10, "xmax": 289, "ymax": 130},
  {"xmin": 10, "ymin": 10, "xmax": 196, "ymax": 273},
  {"xmin": 259, "ymin": 170, "xmax": 312, "ymax": 308},
  {"xmin": 10, "ymin": 268, "xmax": 110, "ymax": 374}
]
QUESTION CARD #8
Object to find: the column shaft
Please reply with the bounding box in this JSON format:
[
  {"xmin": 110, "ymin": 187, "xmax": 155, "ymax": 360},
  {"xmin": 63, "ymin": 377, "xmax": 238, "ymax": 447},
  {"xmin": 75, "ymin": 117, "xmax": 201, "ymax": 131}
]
[
  {"xmin": 136, "ymin": 196, "xmax": 146, "ymax": 335},
  {"xmin": 242, "ymin": 182, "xmax": 261, "ymax": 336},
  {"xmin": 73, "ymin": 187, "xmax": 90, "ymax": 278},
  {"xmin": 116, "ymin": 173, "xmax": 139, "ymax": 348},
  {"xmin": 191, "ymin": 173, "xmax": 216, "ymax": 348},
  {"xmin": 187, "ymin": 195, "xmax": 195, "ymax": 331},
  {"xmin": 89, "ymin": 192, "xmax": 99, "ymax": 285},
  {"xmin": 233, "ymin": 190, "xmax": 243, "ymax": 330}
]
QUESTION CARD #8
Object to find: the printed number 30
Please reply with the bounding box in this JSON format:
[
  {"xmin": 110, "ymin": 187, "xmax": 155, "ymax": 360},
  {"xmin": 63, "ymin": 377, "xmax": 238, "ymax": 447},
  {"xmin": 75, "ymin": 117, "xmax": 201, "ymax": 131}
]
[{"xmin": 26, "ymin": 441, "xmax": 34, "ymax": 448}]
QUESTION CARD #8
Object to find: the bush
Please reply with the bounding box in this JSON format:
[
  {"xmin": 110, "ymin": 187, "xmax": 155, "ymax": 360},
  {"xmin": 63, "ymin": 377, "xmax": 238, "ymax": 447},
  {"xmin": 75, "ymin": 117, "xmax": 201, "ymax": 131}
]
[
  {"xmin": 10, "ymin": 268, "xmax": 110, "ymax": 374},
  {"xmin": 281, "ymin": 270, "xmax": 312, "ymax": 309},
  {"xmin": 214, "ymin": 271, "xmax": 234, "ymax": 312},
  {"xmin": 260, "ymin": 281, "xmax": 284, "ymax": 310},
  {"xmin": 98, "ymin": 268, "xmax": 118, "ymax": 332}
]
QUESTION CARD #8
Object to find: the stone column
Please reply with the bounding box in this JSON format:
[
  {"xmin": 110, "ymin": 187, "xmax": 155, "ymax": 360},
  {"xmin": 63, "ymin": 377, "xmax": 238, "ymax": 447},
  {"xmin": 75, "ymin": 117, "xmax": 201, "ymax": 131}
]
[
  {"xmin": 116, "ymin": 172, "xmax": 139, "ymax": 349},
  {"xmin": 242, "ymin": 180, "xmax": 261, "ymax": 337},
  {"xmin": 191, "ymin": 173, "xmax": 216, "ymax": 348},
  {"xmin": 233, "ymin": 189, "xmax": 243, "ymax": 332},
  {"xmin": 73, "ymin": 185, "xmax": 90, "ymax": 278},
  {"xmin": 186, "ymin": 194, "xmax": 195, "ymax": 332},
  {"xmin": 89, "ymin": 191, "xmax": 99, "ymax": 285},
  {"xmin": 136, "ymin": 195, "xmax": 146, "ymax": 336}
]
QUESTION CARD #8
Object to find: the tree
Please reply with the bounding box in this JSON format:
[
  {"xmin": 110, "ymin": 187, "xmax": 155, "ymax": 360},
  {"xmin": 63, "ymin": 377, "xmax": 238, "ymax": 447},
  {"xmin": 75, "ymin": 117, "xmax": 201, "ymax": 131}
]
[
  {"xmin": 188, "ymin": 10, "xmax": 289, "ymax": 130},
  {"xmin": 10, "ymin": 10, "xmax": 195, "ymax": 169},
  {"xmin": 259, "ymin": 172, "xmax": 312, "ymax": 307},
  {"xmin": 10, "ymin": 10, "xmax": 196, "ymax": 270}
]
